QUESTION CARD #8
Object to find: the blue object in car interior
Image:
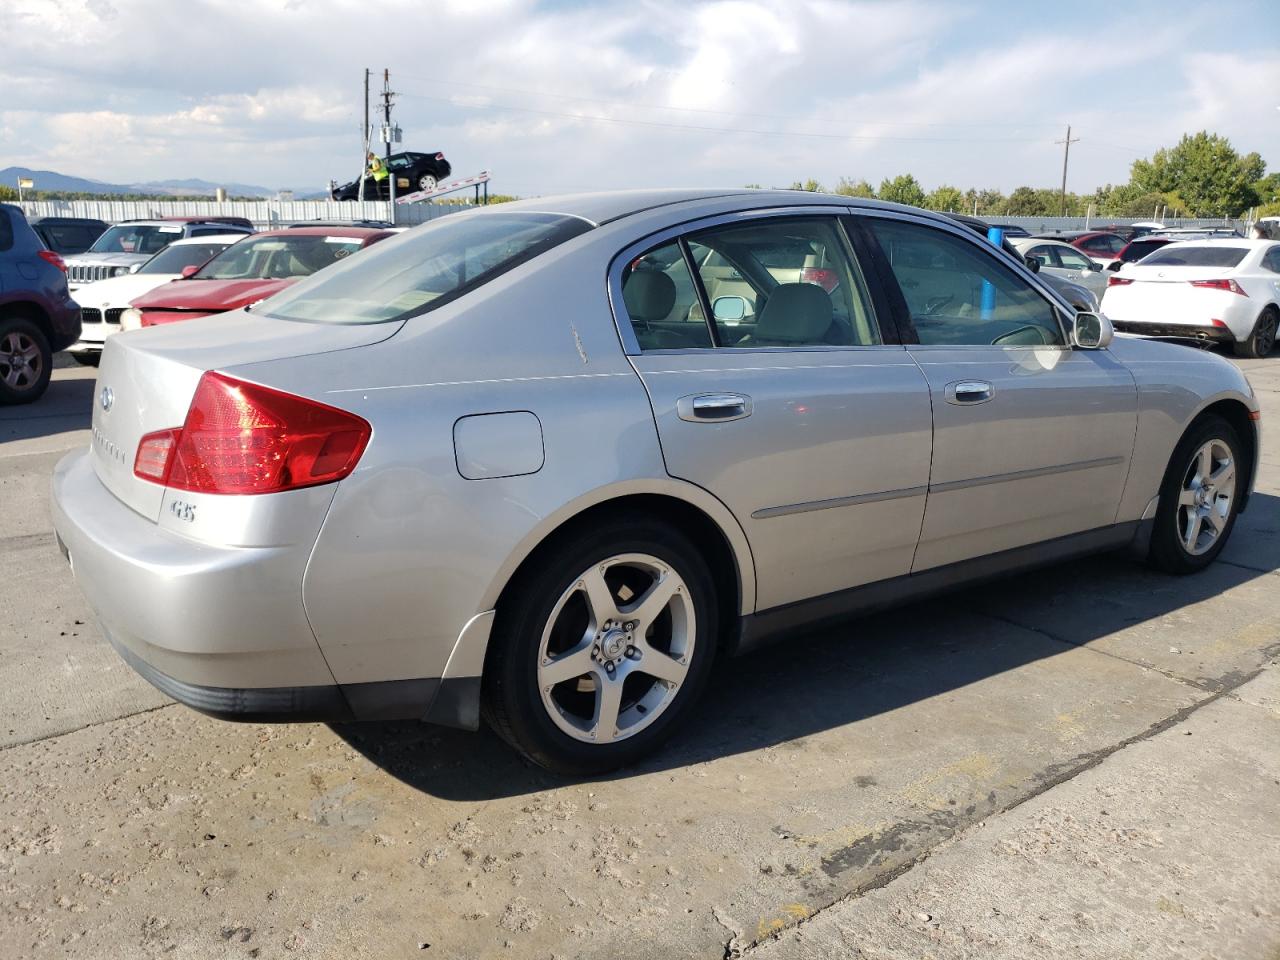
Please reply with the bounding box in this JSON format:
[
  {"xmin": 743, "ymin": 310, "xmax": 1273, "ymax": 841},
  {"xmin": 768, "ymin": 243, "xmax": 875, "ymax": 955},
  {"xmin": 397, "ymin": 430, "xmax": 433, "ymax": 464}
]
[{"xmin": 981, "ymin": 226, "xmax": 1004, "ymax": 319}]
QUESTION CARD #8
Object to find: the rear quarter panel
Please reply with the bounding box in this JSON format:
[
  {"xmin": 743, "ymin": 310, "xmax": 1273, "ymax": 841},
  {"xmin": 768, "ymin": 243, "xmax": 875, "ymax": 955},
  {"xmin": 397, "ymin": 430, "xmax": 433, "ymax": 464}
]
[{"xmin": 229, "ymin": 224, "xmax": 754, "ymax": 686}]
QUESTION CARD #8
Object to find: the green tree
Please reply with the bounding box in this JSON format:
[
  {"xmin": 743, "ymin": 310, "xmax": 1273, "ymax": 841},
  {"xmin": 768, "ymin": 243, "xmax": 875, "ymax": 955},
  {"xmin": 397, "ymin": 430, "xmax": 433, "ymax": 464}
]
[
  {"xmin": 923, "ymin": 184, "xmax": 963, "ymax": 211},
  {"xmin": 1004, "ymin": 186, "xmax": 1045, "ymax": 215},
  {"xmin": 0, "ymin": 185, "xmax": 17, "ymax": 201},
  {"xmin": 788, "ymin": 179, "xmax": 825, "ymax": 192},
  {"xmin": 1252, "ymin": 172, "xmax": 1280, "ymax": 208},
  {"xmin": 833, "ymin": 177, "xmax": 875, "ymax": 198},
  {"xmin": 877, "ymin": 174, "xmax": 925, "ymax": 207},
  {"xmin": 1130, "ymin": 131, "xmax": 1265, "ymax": 216}
]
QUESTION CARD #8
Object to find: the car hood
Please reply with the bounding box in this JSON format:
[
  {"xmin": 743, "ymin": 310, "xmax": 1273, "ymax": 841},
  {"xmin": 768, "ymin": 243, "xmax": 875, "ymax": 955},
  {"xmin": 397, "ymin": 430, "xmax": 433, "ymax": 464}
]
[
  {"xmin": 72, "ymin": 273, "xmax": 181, "ymax": 309},
  {"xmin": 64, "ymin": 252, "xmax": 151, "ymax": 268},
  {"xmin": 131, "ymin": 277, "xmax": 298, "ymax": 312}
]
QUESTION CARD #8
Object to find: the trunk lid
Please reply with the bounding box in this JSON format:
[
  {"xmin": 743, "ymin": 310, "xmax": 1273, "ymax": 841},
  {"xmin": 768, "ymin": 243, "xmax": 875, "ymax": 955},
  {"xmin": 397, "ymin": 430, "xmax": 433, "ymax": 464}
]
[{"xmin": 90, "ymin": 310, "xmax": 401, "ymax": 521}]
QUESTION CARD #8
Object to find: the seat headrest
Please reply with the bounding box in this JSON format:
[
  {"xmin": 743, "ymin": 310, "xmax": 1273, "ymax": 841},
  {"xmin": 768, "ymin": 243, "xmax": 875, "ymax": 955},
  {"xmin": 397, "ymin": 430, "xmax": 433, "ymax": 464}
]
[
  {"xmin": 623, "ymin": 270, "xmax": 677, "ymax": 323},
  {"xmin": 754, "ymin": 283, "xmax": 833, "ymax": 343}
]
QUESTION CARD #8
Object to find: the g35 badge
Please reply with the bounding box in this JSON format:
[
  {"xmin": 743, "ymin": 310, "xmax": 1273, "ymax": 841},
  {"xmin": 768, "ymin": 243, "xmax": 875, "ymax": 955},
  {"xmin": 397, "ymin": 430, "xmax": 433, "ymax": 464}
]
[{"xmin": 168, "ymin": 500, "xmax": 197, "ymax": 523}]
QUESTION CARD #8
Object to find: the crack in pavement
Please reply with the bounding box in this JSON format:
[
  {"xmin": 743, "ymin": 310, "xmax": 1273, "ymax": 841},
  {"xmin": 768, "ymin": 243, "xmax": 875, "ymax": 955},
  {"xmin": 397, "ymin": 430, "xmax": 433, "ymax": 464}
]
[
  {"xmin": 0, "ymin": 702, "xmax": 175, "ymax": 753},
  {"xmin": 736, "ymin": 662, "xmax": 1266, "ymax": 956}
]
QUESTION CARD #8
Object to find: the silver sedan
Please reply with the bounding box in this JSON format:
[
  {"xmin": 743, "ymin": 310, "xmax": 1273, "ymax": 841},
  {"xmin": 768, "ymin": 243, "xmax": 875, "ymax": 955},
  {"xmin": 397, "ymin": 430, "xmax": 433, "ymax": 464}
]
[{"xmin": 52, "ymin": 190, "xmax": 1259, "ymax": 774}]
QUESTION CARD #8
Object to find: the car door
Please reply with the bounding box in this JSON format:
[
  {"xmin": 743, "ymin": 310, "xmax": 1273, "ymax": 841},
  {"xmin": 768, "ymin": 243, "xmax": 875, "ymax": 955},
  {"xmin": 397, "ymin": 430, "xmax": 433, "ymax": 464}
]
[
  {"xmin": 856, "ymin": 213, "xmax": 1138, "ymax": 571},
  {"xmin": 1051, "ymin": 243, "xmax": 1108, "ymax": 298},
  {"xmin": 612, "ymin": 209, "xmax": 934, "ymax": 611}
]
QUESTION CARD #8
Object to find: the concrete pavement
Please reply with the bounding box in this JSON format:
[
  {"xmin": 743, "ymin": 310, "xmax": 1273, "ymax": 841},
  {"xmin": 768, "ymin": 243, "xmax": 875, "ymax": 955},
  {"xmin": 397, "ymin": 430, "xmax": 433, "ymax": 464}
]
[{"xmin": 1, "ymin": 352, "xmax": 1277, "ymax": 959}]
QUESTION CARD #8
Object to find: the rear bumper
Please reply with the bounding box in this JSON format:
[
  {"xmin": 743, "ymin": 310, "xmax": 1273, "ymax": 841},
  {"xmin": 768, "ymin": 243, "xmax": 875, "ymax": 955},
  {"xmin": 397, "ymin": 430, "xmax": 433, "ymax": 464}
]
[
  {"xmin": 50, "ymin": 447, "xmax": 446, "ymax": 722},
  {"xmin": 48, "ymin": 296, "xmax": 82, "ymax": 352},
  {"xmin": 1111, "ymin": 320, "xmax": 1236, "ymax": 343}
]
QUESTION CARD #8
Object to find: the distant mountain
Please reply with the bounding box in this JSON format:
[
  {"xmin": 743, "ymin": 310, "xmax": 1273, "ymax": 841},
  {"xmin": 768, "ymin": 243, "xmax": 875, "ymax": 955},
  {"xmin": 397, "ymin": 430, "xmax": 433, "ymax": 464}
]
[{"xmin": 0, "ymin": 166, "xmax": 285, "ymax": 198}]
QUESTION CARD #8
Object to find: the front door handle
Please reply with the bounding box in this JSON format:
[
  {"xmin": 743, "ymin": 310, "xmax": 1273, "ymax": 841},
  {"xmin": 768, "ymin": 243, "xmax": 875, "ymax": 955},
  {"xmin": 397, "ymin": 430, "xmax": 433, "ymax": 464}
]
[
  {"xmin": 677, "ymin": 393, "xmax": 753, "ymax": 422},
  {"xmin": 946, "ymin": 380, "xmax": 994, "ymax": 405}
]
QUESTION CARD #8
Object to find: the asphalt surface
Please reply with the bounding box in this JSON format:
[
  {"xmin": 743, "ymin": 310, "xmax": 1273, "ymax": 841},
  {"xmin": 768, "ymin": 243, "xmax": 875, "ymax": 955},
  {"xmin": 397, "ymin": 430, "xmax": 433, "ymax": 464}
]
[{"xmin": 2, "ymin": 351, "xmax": 1278, "ymax": 960}]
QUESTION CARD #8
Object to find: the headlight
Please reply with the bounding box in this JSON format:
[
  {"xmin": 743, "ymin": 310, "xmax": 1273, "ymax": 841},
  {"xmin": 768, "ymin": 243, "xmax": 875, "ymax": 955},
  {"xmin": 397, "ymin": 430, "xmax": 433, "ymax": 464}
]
[
  {"xmin": 111, "ymin": 266, "xmax": 131, "ymax": 277},
  {"xmin": 120, "ymin": 308, "xmax": 143, "ymax": 330}
]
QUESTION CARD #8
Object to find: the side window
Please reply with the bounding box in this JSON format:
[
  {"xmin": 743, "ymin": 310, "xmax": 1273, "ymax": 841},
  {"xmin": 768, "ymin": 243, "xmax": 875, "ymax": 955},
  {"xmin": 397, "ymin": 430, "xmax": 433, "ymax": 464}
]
[
  {"xmin": 0, "ymin": 209, "xmax": 14, "ymax": 252},
  {"xmin": 1262, "ymin": 247, "xmax": 1280, "ymax": 274},
  {"xmin": 620, "ymin": 242, "xmax": 713, "ymax": 350},
  {"xmin": 1055, "ymin": 247, "xmax": 1094, "ymax": 270},
  {"xmin": 1028, "ymin": 245, "xmax": 1061, "ymax": 267},
  {"xmin": 866, "ymin": 218, "xmax": 1064, "ymax": 347},
  {"xmin": 686, "ymin": 218, "xmax": 880, "ymax": 348}
]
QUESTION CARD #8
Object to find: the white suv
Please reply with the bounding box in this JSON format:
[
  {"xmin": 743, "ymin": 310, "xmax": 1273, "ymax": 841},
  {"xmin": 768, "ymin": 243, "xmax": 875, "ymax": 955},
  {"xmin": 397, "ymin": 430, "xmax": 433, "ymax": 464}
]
[
  {"xmin": 65, "ymin": 235, "xmax": 248, "ymax": 366},
  {"xmin": 63, "ymin": 219, "xmax": 252, "ymax": 290}
]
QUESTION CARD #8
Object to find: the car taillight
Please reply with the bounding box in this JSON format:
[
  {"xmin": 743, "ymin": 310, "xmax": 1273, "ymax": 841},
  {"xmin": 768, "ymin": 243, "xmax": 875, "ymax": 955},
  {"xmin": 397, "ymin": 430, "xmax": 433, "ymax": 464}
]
[
  {"xmin": 1107, "ymin": 277, "xmax": 1133, "ymax": 286},
  {"xmin": 1190, "ymin": 279, "xmax": 1247, "ymax": 296},
  {"xmin": 38, "ymin": 250, "xmax": 66, "ymax": 272},
  {"xmin": 133, "ymin": 372, "xmax": 371, "ymax": 494},
  {"xmin": 434, "ymin": 152, "xmax": 445, "ymax": 160},
  {"xmin": 799, "ymin": 267, "xmax": 840, "ymax": 293}
]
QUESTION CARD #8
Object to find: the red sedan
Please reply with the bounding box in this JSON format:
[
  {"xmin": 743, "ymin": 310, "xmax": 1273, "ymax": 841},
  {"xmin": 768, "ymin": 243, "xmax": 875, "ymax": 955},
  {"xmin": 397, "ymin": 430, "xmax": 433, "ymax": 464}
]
[{"xmin": 125, "ymin": 227, "xmax": 393, "ymax": 327}]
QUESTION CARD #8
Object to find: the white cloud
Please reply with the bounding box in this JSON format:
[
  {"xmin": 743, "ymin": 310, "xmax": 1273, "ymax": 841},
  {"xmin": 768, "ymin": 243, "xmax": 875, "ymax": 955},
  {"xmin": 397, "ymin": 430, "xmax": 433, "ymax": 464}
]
[{"xmin": 0, "ymin": 0, "xmax": 1276, "ymax": 194}]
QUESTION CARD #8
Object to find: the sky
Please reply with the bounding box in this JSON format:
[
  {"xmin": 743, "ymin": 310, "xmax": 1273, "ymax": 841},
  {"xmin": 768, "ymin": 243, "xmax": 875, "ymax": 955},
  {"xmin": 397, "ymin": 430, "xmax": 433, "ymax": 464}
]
[{"xmin": 2, "ymin": 0, "xmax": 1278, "ymax": 197}]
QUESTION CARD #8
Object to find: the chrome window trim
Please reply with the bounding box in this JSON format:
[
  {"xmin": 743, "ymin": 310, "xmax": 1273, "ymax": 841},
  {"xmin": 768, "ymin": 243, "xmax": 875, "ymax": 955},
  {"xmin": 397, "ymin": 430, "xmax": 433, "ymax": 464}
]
[
  {"xmin": 607, "ymin": 205, "xmax": 893, "ymax": 357},
  {"xmin": 847, "ymin": 206, "xmax": 1077, "ymax": 346}
]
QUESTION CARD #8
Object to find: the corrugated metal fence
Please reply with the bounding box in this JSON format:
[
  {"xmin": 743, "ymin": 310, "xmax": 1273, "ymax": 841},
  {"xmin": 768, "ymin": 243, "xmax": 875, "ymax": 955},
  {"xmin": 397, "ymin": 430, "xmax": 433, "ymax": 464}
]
[
  {"xmin": 13, "ymin": 200, "xmax": 1248, "ymax": 235},
  {"xmin": 16, "ymin": 199, "xmax": 469, "ymax": 229}
]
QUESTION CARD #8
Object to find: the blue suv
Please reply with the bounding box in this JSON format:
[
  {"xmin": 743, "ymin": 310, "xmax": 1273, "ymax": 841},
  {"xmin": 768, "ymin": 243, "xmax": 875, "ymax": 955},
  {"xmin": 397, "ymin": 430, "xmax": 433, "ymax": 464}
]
[{"xmin": 0, "ymin": 203, "xmax": 80, "ymax": 404}]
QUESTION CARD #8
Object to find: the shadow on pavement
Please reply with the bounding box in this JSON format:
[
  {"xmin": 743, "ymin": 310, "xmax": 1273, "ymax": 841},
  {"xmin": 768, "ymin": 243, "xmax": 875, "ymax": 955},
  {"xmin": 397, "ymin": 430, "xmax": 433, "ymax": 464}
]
[
  {"xmin": 334, "ymin": 491, "xmax": 1280, "ymax": 801},
  {"xmin": 0, "ymin": 366, "xmax": 96, "ymax": 443}
]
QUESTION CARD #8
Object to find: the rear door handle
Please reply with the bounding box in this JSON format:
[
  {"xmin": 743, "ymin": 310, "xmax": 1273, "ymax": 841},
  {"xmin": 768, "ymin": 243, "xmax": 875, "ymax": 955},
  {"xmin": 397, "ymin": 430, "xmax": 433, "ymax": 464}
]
[
  {"xmin": 677, "ymin": 393, "xmax": 752, "ymax": 422},
  {"xmin": 946, "ymin": 380, "xmax": 994, "ymax": 405}
]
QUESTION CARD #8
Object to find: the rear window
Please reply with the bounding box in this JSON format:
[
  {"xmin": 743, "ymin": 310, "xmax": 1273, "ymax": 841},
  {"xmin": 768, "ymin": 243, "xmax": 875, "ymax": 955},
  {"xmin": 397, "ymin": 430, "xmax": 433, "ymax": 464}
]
[
  {"xmin": 1121, "ymin": 239, "xmax": 1170, "ymax": 262},
  {"xmin": 258, "ymin": 212, "xmax": 592, "ymax": 324},
  {"xmin": 36, "ymin": 223, "xmax": 103, "ymax": 253},
  {"xmin": 139, "ymin": 241, "xmax": 235, "ymax": 275},
  {"xmin": 1141, "ymin": 246, "xmax": 1249, "ymax": 268}
]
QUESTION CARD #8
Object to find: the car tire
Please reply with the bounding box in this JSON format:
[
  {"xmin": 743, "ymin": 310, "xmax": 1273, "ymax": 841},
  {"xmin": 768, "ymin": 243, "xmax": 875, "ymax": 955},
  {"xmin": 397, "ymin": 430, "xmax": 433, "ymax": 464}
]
[
  {"xmin": 417, "ymin": 174, "xmax": 438, "ymax": 192},
  {"xmin": 73, "ymin": 354, "xmax": 100, "ymax": 368},
  {"xmin": 1147, "ymin": 414, "xmax": 1242, "ymax": 574},
  {"xmin": 482, "ymin": 517, "xmax": 719, "ymax": 776},
  {"xmin": 1232, "ymin": 307, "xmax": 1277, "ymax": 359},
  {"xmin": 0, "ymin": 316, "xmax": 53, "ymax": 405}
]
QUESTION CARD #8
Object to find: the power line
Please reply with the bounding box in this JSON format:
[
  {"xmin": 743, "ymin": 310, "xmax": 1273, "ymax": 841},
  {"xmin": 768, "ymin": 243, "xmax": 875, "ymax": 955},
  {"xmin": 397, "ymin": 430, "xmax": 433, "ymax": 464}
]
[
  {"xmin": 391, "ymin": 70, "xmax": 1065, "ymax": 130},
  {"xmin": 396, "ymin": 89, "xmax": 1055, "ymax": 145}
]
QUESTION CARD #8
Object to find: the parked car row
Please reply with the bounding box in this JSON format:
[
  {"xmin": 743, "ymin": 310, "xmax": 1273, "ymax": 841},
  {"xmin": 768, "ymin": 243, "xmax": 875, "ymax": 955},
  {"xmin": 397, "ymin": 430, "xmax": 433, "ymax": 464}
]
[{"xmin": 0, "ymin": 203, "xmax": 396, "ymax": 399}]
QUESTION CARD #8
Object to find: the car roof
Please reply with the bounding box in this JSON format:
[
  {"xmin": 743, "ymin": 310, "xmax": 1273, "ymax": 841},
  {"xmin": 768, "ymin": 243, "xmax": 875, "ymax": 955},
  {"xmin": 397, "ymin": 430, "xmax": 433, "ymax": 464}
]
[
  {"xmin": 168, "ymin": 234, "xmax": 248, "ymax": 245},
  {"xmin": 486, "ymin": 188, "xmax": 977, "ymax": 228},
  {"xmin": 253, "ymin": 226, "xmax": 391, "ymax": 239},
  {"xmin": 27, "ymin": 215, "xmax": 107, "ymax": 226}
]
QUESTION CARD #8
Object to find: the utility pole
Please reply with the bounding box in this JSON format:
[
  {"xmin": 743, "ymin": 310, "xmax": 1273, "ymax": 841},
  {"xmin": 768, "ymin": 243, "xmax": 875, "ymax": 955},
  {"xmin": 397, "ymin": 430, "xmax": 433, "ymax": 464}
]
[
  {"xmin": 1055, "ymin": 124, "xmax": 1080, "ymax": 216},
  {"xmin": 357, "ymin": 68, "xmax": 370, "ymax": 202},
  {"xmin": 381, "ymin": 68, "xmax": 397, "ymax": 221}
]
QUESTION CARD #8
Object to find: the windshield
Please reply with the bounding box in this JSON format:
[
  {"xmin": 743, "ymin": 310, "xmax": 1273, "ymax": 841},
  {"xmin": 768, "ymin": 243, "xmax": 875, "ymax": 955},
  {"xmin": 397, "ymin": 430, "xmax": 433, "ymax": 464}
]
[
  {"xmin": 1141, "ymin": 246, "xmax": 1249, "ymax": 268},
  {"xmin": 257, "ymin": 212, "xmax": 592, "ymax": 324},
  {"xmin": 195, "ymin": 234, "xmax": 368, "ymax": 280},
  {"xmin": 138, "ymin": 241, "xmax": 235, "ymax": 275},
  {"xmin": 89, "ymin": 223, "xmax": 185, "ymax": 255}
]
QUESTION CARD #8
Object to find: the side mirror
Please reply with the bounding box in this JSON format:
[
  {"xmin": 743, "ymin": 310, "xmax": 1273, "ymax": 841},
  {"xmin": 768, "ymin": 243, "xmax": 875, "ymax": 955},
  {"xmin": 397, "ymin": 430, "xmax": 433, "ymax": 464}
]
[
  {"xmin": 1106, "ymin": 260, "xmax": 1124, "ymax": 272},
  {"xmin": 1087, "ymin": 261, "xmax": 1103, "ymax": 272},
  {"xmin": 180, "ymin": 265, "xmax": 200, "ymax": 279},
  {"xmin": 1024, "ymin": 256, "xmax": 1041, "ymax": 273},
  {"xmin": 1072, "ymin": 311, "xmax": 1113, "ymax": 349},
  {"xmin": 712, "ymin": 296, "xmax": 748, "ymax": 322}
]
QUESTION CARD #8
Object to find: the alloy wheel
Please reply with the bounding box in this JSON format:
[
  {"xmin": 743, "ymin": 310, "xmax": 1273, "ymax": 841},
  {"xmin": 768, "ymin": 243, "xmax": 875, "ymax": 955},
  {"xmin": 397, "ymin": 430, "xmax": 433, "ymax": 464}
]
[
  {"xmin": 1176, "ymin": 438, "xmax": 1236, "ymax": 556},
  {"xmin": 1256, "ymin": 313, "xmax": 1276, "ymax": 356},
  {"xmin": 418, "ymin": 174, "xmax": 438, "ymax": 191},
  {"xmin": 0, "ymin": 331, "xmax": 42, "ymax": 390},
  {"xmin": 536, "ymin": 553, "xmax": 695, "ymax": 744}
]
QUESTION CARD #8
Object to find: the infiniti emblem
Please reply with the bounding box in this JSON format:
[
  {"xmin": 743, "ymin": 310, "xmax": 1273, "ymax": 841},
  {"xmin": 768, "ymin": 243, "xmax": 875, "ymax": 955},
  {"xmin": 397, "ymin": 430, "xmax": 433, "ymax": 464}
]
[{"xmin": 99, "ymin": 386, "xmax": 113, "ymax": 412}]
